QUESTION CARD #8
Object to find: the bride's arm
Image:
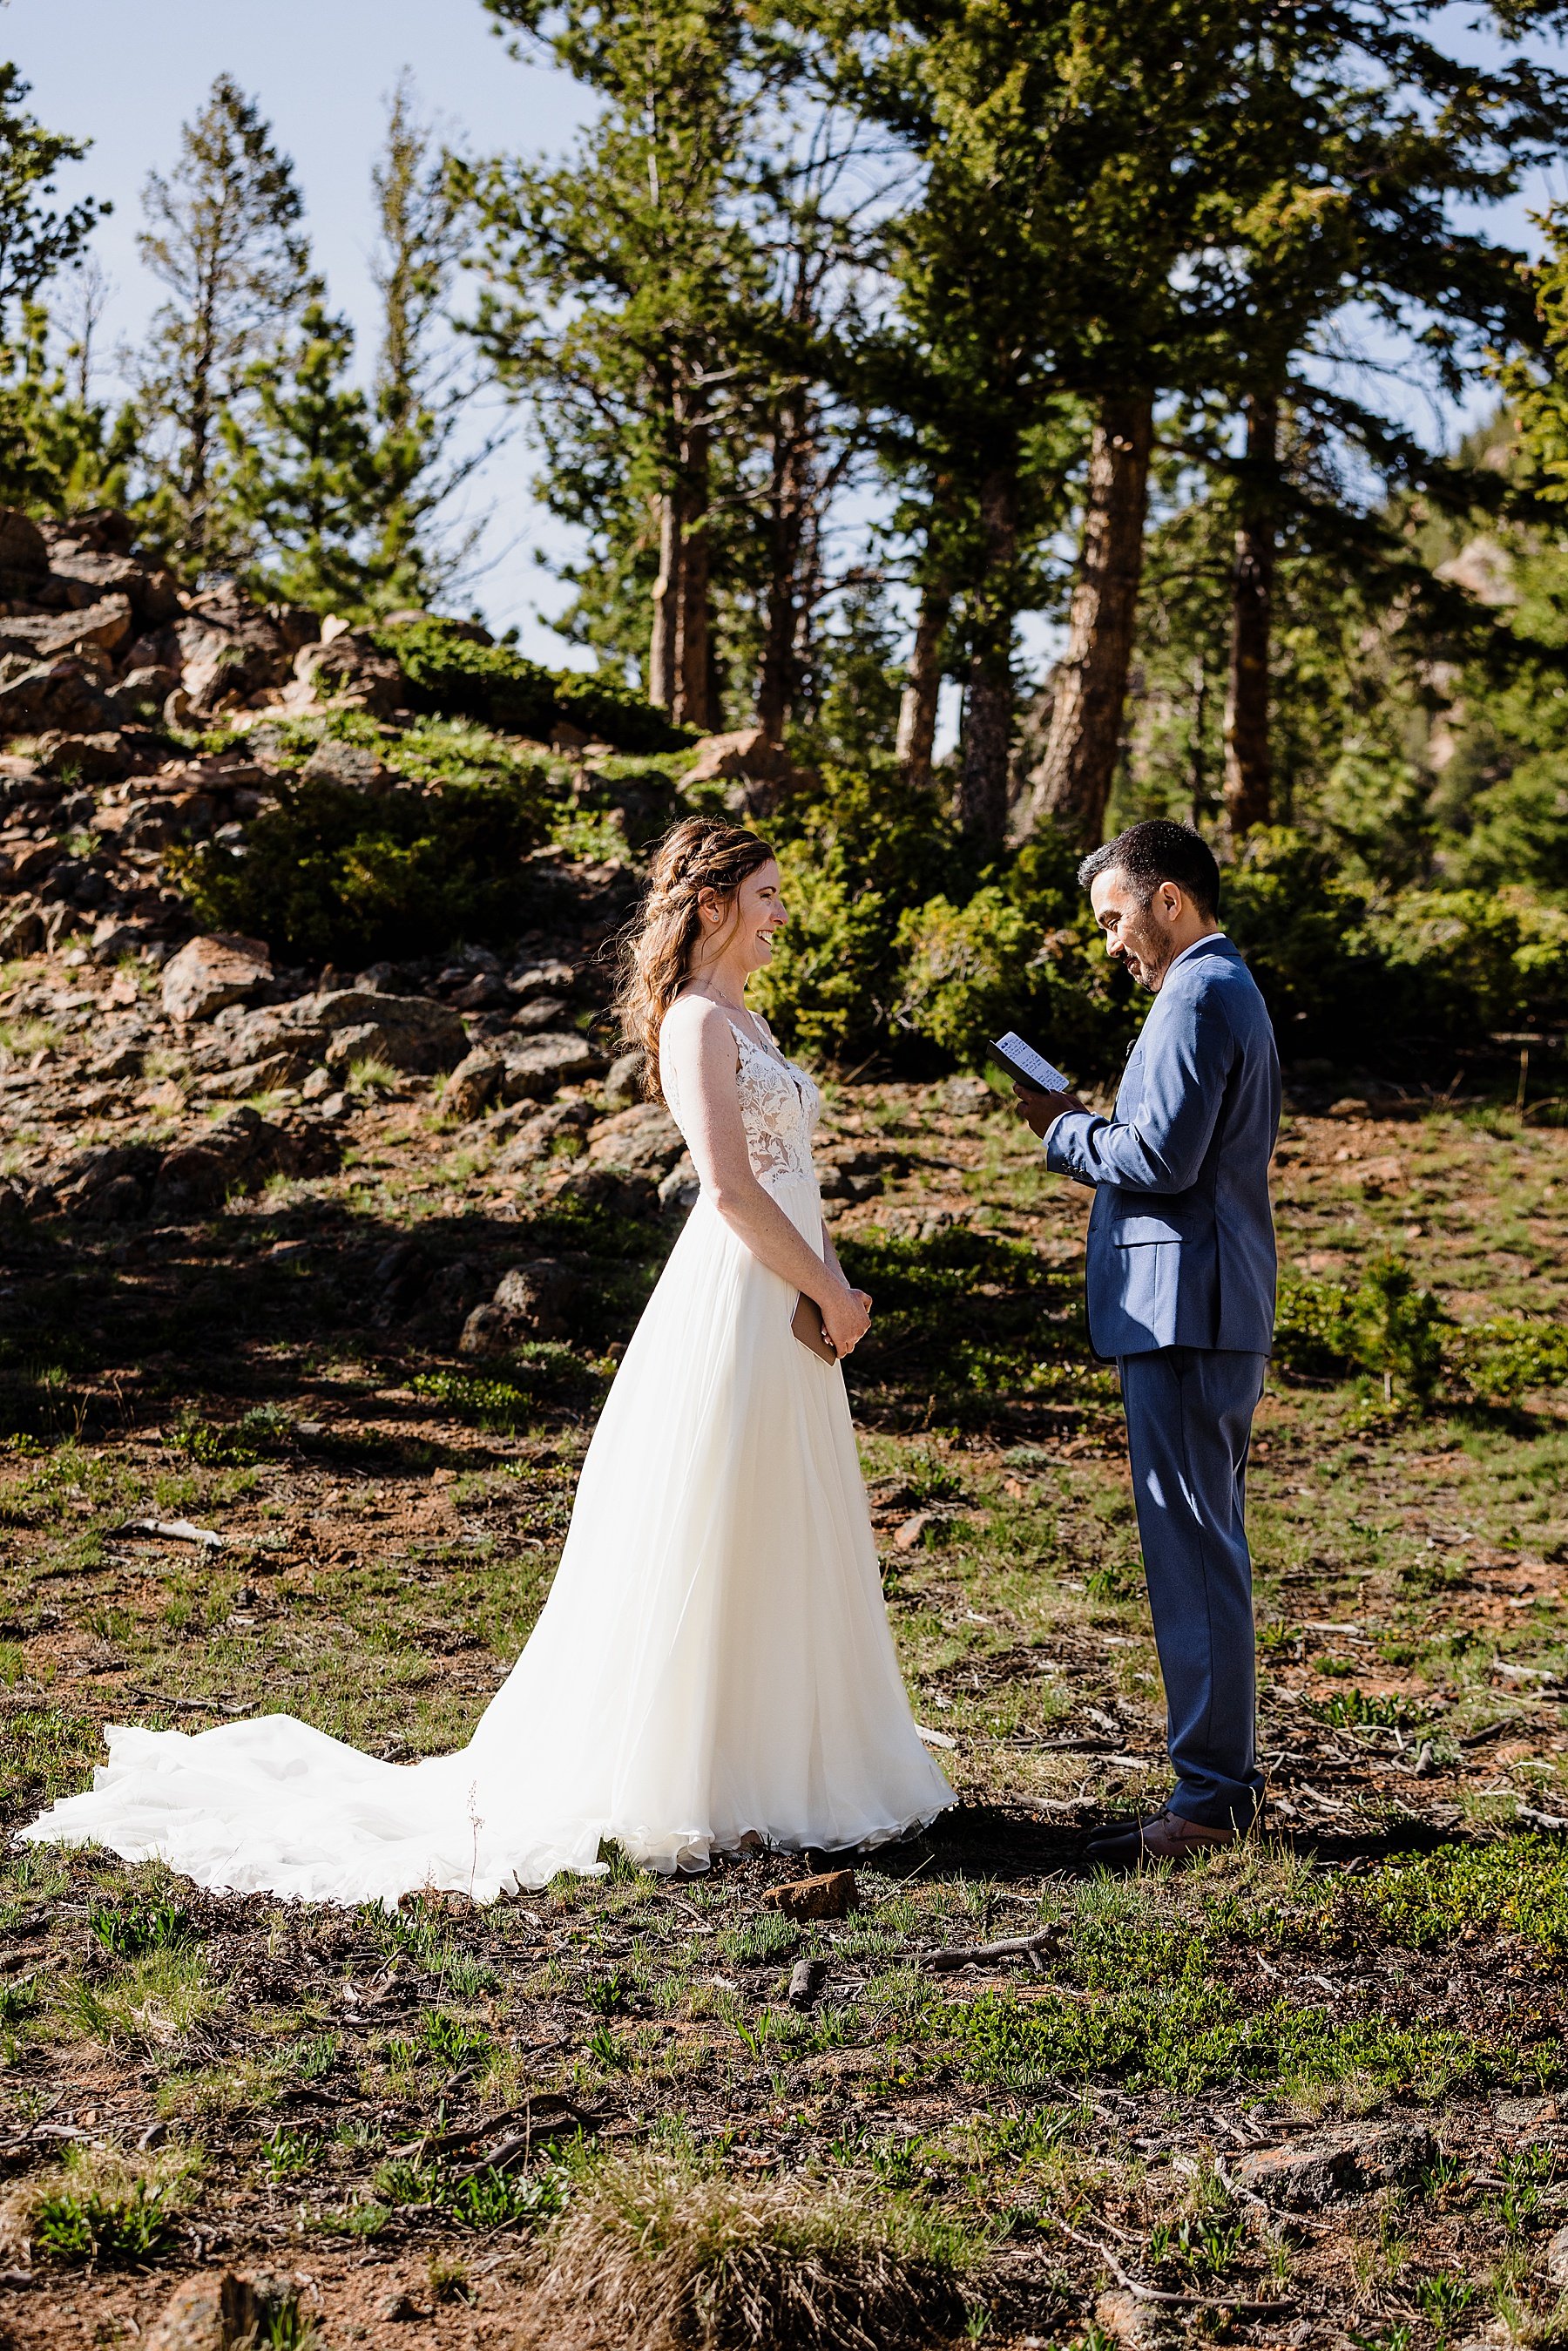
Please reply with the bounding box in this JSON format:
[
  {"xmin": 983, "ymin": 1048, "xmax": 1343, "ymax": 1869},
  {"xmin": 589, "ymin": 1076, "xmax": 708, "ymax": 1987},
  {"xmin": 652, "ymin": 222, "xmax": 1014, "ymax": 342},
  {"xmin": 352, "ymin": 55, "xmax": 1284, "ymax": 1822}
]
[{"xmin": 662, "ymin": 999, "xmax": 870, "ymax": 1356}]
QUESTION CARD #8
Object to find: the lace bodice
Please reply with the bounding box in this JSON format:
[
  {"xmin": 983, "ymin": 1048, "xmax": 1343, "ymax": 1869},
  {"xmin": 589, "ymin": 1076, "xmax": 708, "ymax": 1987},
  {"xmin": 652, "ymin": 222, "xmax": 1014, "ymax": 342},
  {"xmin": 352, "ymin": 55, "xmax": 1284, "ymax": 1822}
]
[{"xmin": 663, "ymin": 1011, "xmax": 821, "ymax": 1190}]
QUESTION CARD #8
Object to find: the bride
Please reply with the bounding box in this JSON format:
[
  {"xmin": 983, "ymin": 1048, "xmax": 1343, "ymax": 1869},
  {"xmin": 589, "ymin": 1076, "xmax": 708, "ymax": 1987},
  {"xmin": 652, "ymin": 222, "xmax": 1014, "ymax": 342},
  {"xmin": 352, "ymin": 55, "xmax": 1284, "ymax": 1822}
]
[{"xmin": 22, "ymin": 816, "xmax": 954, "ymax": 1903}]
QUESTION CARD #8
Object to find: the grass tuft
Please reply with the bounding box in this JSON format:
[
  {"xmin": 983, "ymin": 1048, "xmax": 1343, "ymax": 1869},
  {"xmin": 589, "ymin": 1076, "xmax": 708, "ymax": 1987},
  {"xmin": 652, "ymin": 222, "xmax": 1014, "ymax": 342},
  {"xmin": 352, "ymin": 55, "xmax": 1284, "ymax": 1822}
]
[{"xmin": 517, "ymin": 2151, "xmax": 970, "ymax": 2350}]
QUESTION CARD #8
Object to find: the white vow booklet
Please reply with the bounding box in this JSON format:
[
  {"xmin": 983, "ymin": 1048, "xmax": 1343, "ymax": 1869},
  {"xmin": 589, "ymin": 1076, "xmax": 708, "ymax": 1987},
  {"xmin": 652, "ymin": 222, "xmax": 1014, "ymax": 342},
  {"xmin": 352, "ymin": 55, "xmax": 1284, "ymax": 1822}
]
[{"xmin": 990, "ymin": 1031, "xmax": 1071, "ymax": 1094}]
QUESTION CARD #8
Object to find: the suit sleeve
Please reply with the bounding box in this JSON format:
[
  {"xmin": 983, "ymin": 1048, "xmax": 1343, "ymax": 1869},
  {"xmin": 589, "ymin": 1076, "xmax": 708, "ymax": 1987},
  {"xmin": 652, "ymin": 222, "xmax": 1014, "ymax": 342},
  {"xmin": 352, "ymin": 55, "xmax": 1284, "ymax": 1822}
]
[{"xmin": 1045, "ymin": 990, "xmax": 1234, "ymax": 1194}]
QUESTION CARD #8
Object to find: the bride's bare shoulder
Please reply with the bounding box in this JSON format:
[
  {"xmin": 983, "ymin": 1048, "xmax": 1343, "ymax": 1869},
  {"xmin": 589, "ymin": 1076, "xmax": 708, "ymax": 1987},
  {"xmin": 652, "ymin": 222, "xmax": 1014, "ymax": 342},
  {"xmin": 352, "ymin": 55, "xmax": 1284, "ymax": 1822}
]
[{"xmin": 661, "ymin": 993, "xmax": 738, "ymax": 1060}]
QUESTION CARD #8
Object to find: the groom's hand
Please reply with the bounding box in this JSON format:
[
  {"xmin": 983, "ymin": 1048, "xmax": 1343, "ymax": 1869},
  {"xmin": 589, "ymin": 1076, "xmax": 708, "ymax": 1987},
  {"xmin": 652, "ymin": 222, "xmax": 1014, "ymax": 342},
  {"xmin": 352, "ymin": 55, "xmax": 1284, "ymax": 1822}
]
[{"xmin": 1012, "ymin": 1081, "xmax": 1088, "ymax": 1137}]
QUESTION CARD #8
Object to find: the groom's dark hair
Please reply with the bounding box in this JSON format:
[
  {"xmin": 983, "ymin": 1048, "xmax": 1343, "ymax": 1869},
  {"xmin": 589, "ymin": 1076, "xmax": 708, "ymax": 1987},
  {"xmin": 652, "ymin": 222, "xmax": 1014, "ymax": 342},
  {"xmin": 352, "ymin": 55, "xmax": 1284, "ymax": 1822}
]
[{"xmin": 1078, "ymin": 820, "xmax": 1220, "ymax": 919}]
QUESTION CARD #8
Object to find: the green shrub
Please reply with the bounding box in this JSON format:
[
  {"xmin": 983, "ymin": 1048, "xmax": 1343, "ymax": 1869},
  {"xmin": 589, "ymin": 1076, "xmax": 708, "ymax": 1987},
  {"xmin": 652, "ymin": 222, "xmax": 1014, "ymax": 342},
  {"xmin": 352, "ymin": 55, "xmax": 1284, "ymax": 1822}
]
[
  {"xmin": 1225, "ymin": 828, "xmax": 1568, "ymax": 1056},
  {"xmin": 1451, "ymin": 1315, "xmax": 1568, "ymax": 1401},
  {"xmin": 751, "ymin": 762, "xmax": 972, "ymax": 1060},
  {"xmin": 171, "ymin": 771, "xmax": 555, "ymax": 962},
  {"xmin": 1341, "ymin": 1252, "xmax": 1446, "ymax": 1405},
  {"xmin": 1345, "ymin": 1834, "xmax": 1568, "ymax": 1959},
  {"xmin": 373, "ymin": 617, "xmax": 690, "ymax": 755},
  {"xmin": 1273, "ymin": 1255, "xmax": 1446, "ymax": 1406}
]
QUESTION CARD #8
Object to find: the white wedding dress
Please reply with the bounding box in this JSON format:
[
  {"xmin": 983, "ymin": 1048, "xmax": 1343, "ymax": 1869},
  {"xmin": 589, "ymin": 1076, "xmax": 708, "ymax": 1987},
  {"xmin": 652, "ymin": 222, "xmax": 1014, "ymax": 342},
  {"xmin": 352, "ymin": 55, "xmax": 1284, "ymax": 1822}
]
[{"xmin": 21, "ymin": 1016, "xmax": 954, "ymax": 1904}]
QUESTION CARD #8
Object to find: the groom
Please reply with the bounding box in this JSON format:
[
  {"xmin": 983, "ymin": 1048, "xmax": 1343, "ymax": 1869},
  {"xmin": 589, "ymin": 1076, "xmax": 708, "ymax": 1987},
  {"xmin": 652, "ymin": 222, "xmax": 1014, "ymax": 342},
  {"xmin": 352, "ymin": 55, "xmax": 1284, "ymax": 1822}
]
[{"xmin": 1012, "ymin": 820, "xmax": 1280, "ymax": 1865}]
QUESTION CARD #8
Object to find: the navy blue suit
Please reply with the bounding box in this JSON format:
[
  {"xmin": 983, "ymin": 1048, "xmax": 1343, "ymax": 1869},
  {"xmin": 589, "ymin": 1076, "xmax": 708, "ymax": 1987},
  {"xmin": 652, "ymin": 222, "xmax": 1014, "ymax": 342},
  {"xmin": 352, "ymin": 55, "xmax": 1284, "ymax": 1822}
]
[{"xmin": 1046, "ymin": 935, "xmax": 1280, "ymax": 1827}]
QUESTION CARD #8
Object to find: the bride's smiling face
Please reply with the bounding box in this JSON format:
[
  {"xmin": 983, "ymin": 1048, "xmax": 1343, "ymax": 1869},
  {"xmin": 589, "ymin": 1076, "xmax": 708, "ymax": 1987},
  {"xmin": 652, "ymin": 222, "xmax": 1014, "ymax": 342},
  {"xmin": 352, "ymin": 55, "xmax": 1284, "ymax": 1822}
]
[{"xmin": 698, "ymin": 859, "xmax": 787, "ymax": 976}]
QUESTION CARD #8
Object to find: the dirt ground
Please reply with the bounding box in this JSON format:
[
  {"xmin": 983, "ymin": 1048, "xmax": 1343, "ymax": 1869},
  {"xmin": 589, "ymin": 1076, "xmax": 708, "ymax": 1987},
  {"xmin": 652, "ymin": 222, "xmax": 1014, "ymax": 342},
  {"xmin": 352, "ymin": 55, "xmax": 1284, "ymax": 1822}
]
[{"xmin": 3, "ymin": 1071, "xmax": 1567, "ymax": 2348}]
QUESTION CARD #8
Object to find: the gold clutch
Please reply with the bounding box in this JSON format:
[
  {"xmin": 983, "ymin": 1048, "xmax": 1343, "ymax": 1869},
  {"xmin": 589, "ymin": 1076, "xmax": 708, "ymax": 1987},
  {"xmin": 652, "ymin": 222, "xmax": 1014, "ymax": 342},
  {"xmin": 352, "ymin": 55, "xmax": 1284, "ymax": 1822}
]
[{"xmin": 792, "ymin": 1293, "xmax": 837, "ymax": 1364}]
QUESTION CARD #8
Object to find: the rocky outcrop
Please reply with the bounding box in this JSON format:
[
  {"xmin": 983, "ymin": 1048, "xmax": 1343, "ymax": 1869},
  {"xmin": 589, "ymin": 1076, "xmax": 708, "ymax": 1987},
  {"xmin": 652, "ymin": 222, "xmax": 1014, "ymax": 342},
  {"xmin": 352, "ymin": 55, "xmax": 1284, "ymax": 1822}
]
[
  {"xmin": 1233, "ymin": 2120, "xmax": 1435, "ymax": 2209},
  {"xmin": 459, "ymin": 1257, "xmax": 582, "ymax": 1352},
  {"xmin": 497, "ymin": 1031, "xmax": 605, "ymax": 1099},
  {"xmin": 679, "ymin": 725, "xmax": 811, "ymax": 817},
  {"xmin": 150, "ymin": 1104, "xmax": 340, "ymax": 1218},
  {"xmin": 144, "ymin": 2268, "xmax": 302, "ymax": 2351},
  {"xmin": 161, "ymin": 933, "xmax": 273, "ymax": 1024},
  {"xmin": 584, "ymin": 1101, "xmax": 686, "ymax": 1182},
  {"xmin": 286, "ymin": 622, "xmax": 406, "ymax": 717}
]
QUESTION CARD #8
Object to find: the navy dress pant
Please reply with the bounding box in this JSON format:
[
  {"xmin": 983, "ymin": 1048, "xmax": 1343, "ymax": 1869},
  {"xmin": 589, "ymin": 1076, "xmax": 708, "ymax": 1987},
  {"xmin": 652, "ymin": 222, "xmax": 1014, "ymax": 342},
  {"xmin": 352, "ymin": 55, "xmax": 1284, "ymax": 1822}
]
[{"xmin": 1117, "ymin": 1345, "xmax": 1267, "ymax": 1829}]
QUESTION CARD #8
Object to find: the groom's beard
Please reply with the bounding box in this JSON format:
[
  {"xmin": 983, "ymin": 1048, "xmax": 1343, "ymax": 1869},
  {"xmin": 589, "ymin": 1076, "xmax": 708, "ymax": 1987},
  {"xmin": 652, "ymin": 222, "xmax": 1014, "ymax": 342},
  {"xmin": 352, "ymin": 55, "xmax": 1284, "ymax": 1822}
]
[{"xmin": 1117, "ymin": 912, "xmax": 1177, "ymax": 993}]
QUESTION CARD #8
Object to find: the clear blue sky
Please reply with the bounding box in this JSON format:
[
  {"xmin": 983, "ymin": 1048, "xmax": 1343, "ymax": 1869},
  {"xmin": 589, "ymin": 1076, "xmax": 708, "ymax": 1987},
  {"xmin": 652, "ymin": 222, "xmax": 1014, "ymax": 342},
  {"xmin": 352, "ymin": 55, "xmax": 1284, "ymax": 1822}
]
[{"xmin": 4, "ymin": 0, "xmax": 594, "ymax": 654}]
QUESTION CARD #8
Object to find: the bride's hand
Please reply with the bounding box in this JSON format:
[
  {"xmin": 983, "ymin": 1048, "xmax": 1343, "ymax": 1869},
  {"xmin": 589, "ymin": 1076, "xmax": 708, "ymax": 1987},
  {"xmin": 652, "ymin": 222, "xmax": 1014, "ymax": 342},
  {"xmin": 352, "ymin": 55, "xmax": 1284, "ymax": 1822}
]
[{"xmin": 821, "ymin": 1284, "xmax": 872, "ymax": 1358}]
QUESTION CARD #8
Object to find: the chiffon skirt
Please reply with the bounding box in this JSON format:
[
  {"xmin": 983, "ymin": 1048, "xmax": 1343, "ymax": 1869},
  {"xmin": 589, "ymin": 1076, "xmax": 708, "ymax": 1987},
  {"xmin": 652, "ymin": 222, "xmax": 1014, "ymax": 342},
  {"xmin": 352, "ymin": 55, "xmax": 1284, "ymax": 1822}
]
[{"xmin": 20, "ymin": 1173, "xmax": 954, "ymax": 1904}]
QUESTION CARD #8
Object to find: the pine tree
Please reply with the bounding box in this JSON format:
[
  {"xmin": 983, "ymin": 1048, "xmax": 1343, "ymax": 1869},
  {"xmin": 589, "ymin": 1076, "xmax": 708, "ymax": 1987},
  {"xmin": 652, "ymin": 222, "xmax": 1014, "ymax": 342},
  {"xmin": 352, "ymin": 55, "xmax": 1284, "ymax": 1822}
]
[
  {"xmin": 468, "ymin": 0, "xmax": 776, "ymax": 724},
  {"xmin": 132, "ymin": 75, "xmax": 313, "ymax": 572},
  {"xmin": 366, "ymin": 75, "xmax": 483, "ymax": 610},
  {"xmin": 225, "ymin": 301, "xmax": 380, "ymax": 610},
  {"xmin": 0, "ymin": 61, "xmax": 112, "ymax": 511}
]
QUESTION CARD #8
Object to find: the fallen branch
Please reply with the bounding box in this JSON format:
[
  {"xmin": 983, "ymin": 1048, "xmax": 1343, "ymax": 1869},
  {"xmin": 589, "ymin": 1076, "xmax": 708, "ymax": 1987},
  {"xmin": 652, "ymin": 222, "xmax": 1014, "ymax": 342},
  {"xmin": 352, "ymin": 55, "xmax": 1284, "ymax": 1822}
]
[
  {"xmin": 1517, "ymin": 1804, "xmax": 1568, "ymax": 1831},
  {"xmin": 113, "ymin": 1518, "xmax": 228, "ymax": 1551},
  {"xmin": 1058, "ymin": 2220, "xmax": 1294, "ymax": 2315},
  {"xmin": 126, "ymin": 1688, "xmax": 244, "ymax": 1716},
  {"xmin": 391, "ymin": 2092, "xmax": 588, "ymax": 2168},
  {"xmin": 925, "ymin": 1929, "xmax": 1058, "ymax": 1973}
]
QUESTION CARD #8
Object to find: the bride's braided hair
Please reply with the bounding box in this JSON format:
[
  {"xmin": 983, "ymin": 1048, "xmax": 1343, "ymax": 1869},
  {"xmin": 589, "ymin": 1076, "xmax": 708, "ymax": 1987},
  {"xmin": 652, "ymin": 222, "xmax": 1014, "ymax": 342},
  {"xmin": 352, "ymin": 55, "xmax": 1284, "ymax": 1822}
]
[{"xmin": 613, "ymin": 815, "xmax": 777, "ymax": 1101}]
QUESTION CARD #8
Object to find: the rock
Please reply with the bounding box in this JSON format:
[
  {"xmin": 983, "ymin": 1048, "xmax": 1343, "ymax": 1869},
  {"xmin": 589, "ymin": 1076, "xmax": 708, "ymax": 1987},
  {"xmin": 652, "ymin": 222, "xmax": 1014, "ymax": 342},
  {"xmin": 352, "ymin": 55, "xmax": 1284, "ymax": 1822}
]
[
  {"xmin": 114, "ymin": 663, "xmax": 183, "ymax": 715},
  {"xmin": 442, "ymin": 1047, "xmax": 505, "ymax": 1121},
  {"xmin": 151, "ymin": 1105, "xmax": 337, "ymax": 1218},
  {"xmin": 585, "ymin": 1102, "xmax": 686, "ymax": 1181},
  {"xmin": 301, "ymin": 737, "xmax": 394, "ymax": 792},
  {"xmin": 288, "ymin": 629, "xmax": 405, "ymax": 716},
  {"xmin": 510, "ymin": 993, "xmax": 569, "ymax": 1032},
  {"xmin": 500, "ymin": 1031, "xmax": 605, "ymax": 1101},
  {"xmin": 89, "ymin": 918, "xmax": 151, "ymax": 965},
  {"xmin": 680, "ymin": 725, "xmax": 807, "ymax": 817},
  {"xmin": 308, "ymin": 987, "xmax": 466, "ymax": 1075},
  {"xmin": 492, "ymin": 1098, "xmax": 596, "ymax": 1171},
  {"xmin": 659, "ymin": 1155, "xmax": 700, "ymax": 1216},
  {"xmin": 1547, "ymin": 2224, "xmax": 1568, "ymax": 2288},
  {"xmin": 0, "ymin": 590, "xmax": 132, "ymax": 661},
  {"xmin": 604, "ymin": 1049, "xmax": 646, "ymax": 1107},
  {"xmin": 376, "ymin": 2290, "xmax": 422, "ymax": 2323},
  {"xmin": 46, "ymin": 543, "xmax": 182, "ymax": 629},
  {"xmin": 301, "ymin": 1065, "xmax": 334, "ymax": 1100},
  {"xmin": 51, "ymin": 1142, "xmax": 163, "ymax": 1222},
  {"xmin": 942, "ymin": 1074, "xmax": 994, "ymax": 1115},
  {"xmin": 1093, "ymin": 2291, "xmax": 1179, "ymax": 2350},
  {"xmin": 163, "ymin": 934, "xmax": 274, "ymax": 1024},
  {"xmin": 198, "ymin": 1052, "xmax": 313, "ymax": 1100},
  {"xmin": 460, "ymin": 1259, "xmax": 581, "ymax": 1352},
  {"xmin": 0, "ymin": 655, "xmax": 117, "ymax": 736},
  {"xmin": 422, "ymin": 1259, "xmax": 485, "ymax": 1327},
  {"xmin": 43, "ymin": 903, "xmax": 85, "ymax": 951},
  {"xmin": 175, "ymin": 581, "xmax": 307, "ymax": 710},
  {"xmin": 541, "ymin": 1162, "xmax": 656, "ymax": 1219},
  {"xmin": 452, "ymin": 968, "xmax": 510, "ymax": 1012},
  {"xmin": 1233, "ymin": 2121, "xmax": 1435, "ymax": 2210},
  {"xmin": 787, "ymin": 1955, "xmax": 828, "ymax": 2009},
  {"xmin": 0, "ymin": 506, "xmax": 50, "ymax": 600},
  {"xmin": 144, "ymin": 2269, "xmax": 300, "ymax": 2351},
  {"xmin": 509, "ymin": 958, "xmax": 576, "ymax": 1003},
  {"xmin": 0, "ymin": 904, "xmax": 43, "ymax": 956},
  {"xmin": 762, "ymin": 1869, "xmax": 858, "ymax": 1922}
]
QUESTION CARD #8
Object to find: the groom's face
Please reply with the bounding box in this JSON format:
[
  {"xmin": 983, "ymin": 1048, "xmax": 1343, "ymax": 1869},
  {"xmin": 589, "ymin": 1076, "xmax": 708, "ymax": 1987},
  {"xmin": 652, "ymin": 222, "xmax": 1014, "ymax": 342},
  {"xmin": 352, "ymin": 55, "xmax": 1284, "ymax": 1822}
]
[{"xmin": 1089, "ymin": 869, "xmax": 1182, "ymax": 993}]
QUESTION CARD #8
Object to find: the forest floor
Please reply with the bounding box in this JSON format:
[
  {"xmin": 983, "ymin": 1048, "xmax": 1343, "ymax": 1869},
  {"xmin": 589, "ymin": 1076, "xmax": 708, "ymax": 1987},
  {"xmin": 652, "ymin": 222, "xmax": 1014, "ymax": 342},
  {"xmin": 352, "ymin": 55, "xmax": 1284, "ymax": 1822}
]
[{"xmin": 1, "ymin": 1074, "xmax": 1566, "ymax": 2350}]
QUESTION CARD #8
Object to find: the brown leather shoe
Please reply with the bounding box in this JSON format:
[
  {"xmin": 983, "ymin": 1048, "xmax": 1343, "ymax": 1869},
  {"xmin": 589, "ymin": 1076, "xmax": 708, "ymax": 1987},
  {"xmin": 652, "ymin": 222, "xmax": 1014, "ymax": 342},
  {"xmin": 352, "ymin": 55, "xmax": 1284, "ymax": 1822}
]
[{"xmin": 1085, "ymin": 1807, "xmax": 1246, "ymax": 1871}]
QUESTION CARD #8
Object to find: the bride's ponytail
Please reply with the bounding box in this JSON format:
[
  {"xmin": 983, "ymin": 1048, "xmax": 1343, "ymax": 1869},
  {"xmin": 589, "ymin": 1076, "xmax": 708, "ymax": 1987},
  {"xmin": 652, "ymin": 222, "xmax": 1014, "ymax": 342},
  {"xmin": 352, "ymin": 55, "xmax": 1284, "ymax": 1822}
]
[{"xmin": 612, "ymin": 815, "xmax": 777, "ymax": 1100}]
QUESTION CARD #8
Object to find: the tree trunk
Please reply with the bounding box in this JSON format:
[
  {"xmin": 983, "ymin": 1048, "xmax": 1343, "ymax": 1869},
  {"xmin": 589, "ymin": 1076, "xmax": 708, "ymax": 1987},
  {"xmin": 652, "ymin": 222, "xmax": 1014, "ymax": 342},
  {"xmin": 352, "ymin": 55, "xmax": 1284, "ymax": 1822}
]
[
  {"xmin": 896, "ymin": 578, "xmax": 950, "ymax": 793},
  {"xmin": 1025, "ymin": 389, "xmax": 1155, "ymax": 847},
  {"xmin": 673, "ymin": 415, "xmax": 713, "ymax": 732},
  {"xmin": 955, "ymin": 462, "xmax": 1018, "ymax": 844},
  {"xmin": 648, "ymin": 490, "xmax": 679, "ymax": 710},
  {"xmin": 1222, "ymin": 389, "xmax": 1278, "ymax": 841},
  {"xmin": 757, "ymin": 393, "xmax": 811, "ymax": 744}
]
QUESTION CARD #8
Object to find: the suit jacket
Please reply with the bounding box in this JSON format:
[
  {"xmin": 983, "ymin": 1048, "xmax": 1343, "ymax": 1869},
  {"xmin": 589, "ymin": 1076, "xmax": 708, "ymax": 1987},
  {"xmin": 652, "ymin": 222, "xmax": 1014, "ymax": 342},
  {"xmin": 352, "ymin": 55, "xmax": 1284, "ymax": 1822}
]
[{"xmin": 1045, "ymin": 934, "xmax": 1280, "ymax": 1358}]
